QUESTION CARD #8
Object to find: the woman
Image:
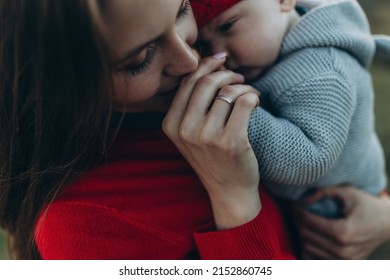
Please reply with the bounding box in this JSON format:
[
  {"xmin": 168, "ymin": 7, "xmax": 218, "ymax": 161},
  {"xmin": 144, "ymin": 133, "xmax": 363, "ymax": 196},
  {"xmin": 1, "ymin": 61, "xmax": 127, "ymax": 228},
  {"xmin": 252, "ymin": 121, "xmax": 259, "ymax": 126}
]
[{"xmin": 0, "ymin": 0, "xmax": 388, "ymax": 259}]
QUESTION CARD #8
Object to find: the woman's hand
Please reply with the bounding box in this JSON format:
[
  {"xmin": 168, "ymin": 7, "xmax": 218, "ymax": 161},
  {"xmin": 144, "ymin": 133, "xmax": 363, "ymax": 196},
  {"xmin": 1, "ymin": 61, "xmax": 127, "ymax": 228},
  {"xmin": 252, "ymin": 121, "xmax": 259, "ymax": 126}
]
[
  {"xmin": 294, "ymin": 185, "xmax": 390, "ymax": 259},
  {"xmin": 163, "ymin": 53, "xmax": 261, "ymax": 230}
]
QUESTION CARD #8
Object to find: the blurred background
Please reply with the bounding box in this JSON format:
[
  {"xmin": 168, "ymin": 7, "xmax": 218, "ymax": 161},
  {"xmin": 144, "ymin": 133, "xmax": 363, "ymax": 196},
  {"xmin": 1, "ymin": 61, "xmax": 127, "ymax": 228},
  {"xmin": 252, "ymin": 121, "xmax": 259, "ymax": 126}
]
[
  {"xmin": 0, "ymin": 0, "xmax": 389, "ymax": 260},
  {"xmin": 355, "ymin": 0, "xmax": 390, "ymax": 259}
]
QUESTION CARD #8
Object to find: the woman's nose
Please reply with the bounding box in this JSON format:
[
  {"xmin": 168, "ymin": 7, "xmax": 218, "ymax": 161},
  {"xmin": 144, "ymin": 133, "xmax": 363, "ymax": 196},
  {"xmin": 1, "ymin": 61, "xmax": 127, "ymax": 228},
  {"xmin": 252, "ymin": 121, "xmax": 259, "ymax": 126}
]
[{"xmin": 164, "ymin": 33, "xmax": 199, "ymax": 76}]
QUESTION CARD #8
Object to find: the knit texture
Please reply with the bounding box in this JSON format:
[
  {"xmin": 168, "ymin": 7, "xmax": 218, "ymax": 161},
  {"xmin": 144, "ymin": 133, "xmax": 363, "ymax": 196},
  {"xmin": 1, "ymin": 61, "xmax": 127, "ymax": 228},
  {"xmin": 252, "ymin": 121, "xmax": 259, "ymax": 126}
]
[
  {"xmin": 190, "ymin": 0, "xmax": 240, "ymax": 28},
  {"xmin": 34, "ymin": 128, "xmax": 295, "ymax": 260},
  {"xmin": 248, "ymin": 0, "xmax": 387, "ymax": 217}
]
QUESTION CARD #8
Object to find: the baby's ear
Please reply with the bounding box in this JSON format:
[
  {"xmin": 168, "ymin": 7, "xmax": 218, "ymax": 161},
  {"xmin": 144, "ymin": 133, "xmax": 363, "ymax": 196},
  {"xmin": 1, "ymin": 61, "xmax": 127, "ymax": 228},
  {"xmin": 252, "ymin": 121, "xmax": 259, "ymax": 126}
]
[{"xmin": 280, "ymin": 0, "xmax": 296, "ymax": 12}]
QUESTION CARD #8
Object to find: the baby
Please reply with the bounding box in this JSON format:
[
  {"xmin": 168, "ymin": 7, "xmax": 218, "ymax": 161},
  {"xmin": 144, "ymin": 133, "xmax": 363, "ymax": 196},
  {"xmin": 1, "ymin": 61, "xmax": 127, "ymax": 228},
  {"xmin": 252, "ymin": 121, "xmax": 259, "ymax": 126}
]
[{"xmin": 191, "ymin": 0, "xmax": 388, "ymax": 217}]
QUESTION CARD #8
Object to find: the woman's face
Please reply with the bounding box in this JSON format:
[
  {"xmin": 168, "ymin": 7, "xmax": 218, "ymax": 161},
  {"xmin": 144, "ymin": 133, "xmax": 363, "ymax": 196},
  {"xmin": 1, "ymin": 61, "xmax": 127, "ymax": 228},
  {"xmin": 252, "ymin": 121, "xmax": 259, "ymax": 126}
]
[{"xmin": 104, "ymin": 0, "xmax": 199, "ymax": 112}]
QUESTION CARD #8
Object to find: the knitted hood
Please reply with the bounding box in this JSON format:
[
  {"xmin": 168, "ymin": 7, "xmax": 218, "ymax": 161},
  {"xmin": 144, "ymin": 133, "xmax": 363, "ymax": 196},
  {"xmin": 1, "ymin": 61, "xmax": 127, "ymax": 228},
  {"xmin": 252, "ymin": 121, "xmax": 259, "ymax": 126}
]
[{"xmin": 282, "ymin": 0, "xmax": 375, "ymax": 68}]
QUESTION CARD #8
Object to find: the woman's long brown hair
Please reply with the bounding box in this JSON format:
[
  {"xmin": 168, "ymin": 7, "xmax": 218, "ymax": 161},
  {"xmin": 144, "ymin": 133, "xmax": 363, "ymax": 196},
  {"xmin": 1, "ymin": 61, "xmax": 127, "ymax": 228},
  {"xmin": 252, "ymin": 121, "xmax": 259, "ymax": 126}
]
[{"xmin": 0, "ymin": 0, "xmax": 114, "ymax": 259}]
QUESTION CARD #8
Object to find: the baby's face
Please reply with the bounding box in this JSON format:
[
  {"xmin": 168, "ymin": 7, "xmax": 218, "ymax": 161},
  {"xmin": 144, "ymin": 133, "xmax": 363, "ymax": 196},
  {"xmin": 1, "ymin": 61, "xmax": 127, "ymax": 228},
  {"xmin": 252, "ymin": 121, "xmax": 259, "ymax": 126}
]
[{"xmin": 199, "ymin": 0, "xmax": 293, "ymax": 81}]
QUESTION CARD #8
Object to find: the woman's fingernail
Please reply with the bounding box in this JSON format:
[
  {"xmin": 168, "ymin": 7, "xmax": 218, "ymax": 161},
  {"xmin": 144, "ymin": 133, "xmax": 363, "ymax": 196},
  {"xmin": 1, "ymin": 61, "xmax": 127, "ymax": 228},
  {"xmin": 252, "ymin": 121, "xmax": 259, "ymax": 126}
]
[
  {"xmin": 213, "ymin": 52, "xmax": 227, "ymax": 59},
  {"xmin": 237, "ymin": 73, "xmax": 245, "ymax": 80}
]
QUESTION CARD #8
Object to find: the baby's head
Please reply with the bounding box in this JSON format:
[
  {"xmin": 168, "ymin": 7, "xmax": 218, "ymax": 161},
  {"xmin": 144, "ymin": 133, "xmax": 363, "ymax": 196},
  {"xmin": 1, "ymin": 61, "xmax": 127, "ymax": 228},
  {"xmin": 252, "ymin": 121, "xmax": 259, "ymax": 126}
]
[{"xmin": 191, "ymin": 0, "xmax": 298, "ymax": 80}]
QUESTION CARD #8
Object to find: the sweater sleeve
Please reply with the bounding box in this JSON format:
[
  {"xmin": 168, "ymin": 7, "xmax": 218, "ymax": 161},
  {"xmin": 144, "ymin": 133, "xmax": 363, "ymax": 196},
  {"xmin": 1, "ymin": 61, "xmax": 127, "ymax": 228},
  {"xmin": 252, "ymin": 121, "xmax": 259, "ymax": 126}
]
[
  {"xmin": 194, "ymin": 208, "xmax": 294, "ymax": 260},
  {"xmin": 194, "ymin": 188, "xmax": 295, "ymax": 260},
  {"xmin": 248, "ymin": 71, "xmax": 355, "ymax": 186}
]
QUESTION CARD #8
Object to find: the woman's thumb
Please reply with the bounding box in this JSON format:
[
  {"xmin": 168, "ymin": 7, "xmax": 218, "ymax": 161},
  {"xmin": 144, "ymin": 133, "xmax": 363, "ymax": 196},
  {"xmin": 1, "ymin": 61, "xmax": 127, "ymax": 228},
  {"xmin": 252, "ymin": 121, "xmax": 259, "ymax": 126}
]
[{"xmin": 303, "ymin": 185, "xmax": 355, "ymax": 209}]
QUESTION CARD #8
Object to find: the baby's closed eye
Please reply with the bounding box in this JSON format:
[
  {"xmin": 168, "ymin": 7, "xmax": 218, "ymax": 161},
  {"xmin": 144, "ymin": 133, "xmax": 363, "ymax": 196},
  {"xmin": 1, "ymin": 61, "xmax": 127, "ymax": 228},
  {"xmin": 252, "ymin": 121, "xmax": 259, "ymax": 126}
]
[{"xmin": 219, "ymin": 20, "xmax": 236, "ymax": 33}]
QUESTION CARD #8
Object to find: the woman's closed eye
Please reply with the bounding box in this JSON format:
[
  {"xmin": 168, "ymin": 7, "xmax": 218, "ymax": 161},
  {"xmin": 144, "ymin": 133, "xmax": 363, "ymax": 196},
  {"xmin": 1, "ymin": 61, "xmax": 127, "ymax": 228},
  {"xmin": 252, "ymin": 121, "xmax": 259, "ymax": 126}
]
[
  {"xmin": 177, "ymin": 0, "xmax": 190, "ymax": 22},
  {"xmin": 122, "ymin": 44, "xmax": 156, "ymax": 76},
  {"xmin": 119, "ymin": 0, "xmax": 190, "ymax": 76}
]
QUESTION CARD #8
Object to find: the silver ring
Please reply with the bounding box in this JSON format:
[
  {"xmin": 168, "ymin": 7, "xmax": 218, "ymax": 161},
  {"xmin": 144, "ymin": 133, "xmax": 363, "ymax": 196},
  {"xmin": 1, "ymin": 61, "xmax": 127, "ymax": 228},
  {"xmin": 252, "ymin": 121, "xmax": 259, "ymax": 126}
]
[{"xmin": 215, "ymin": 94, "xmax": 235, "ymax": 106}]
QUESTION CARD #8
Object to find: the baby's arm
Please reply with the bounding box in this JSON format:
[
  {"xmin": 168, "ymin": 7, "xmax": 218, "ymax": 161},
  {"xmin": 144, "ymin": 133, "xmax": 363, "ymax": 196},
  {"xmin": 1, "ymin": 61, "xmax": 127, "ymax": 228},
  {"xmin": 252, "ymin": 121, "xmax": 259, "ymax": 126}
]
[{"xmin": 248, "ymin": 71, "xmax": 355, "ymax": 187}]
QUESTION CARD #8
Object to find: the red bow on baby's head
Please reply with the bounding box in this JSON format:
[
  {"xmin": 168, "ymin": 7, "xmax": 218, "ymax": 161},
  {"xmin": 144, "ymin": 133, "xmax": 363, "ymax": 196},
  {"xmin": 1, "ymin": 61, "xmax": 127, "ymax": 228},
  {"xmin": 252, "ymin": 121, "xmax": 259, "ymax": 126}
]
[{"xmin": 190, "ymin": 0, "xmax": 241, "ymax": 28}]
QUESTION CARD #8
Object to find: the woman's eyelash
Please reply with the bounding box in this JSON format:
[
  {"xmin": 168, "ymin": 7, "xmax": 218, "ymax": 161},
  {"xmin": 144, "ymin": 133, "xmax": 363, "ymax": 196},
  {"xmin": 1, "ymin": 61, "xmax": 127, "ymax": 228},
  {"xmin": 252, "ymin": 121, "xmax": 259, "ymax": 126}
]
[
  {"xmin": 122, "ymin": 1, "xmax": 189, "ymax": 76},
  {"xmin": 177, "ymin": 0, "xmax": 190, "ymax": 21},
  {"xmin": 124, "ymin": 45, "xmax": 156, "ymax": 76}
]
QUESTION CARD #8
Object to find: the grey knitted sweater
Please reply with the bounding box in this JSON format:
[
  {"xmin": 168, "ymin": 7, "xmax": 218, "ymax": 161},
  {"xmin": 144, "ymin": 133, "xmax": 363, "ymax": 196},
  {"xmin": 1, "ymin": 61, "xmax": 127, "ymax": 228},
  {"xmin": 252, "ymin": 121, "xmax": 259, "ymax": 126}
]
[{"xmin": 248, "ymin": 0, "xmax": 387, "ymax": 217}]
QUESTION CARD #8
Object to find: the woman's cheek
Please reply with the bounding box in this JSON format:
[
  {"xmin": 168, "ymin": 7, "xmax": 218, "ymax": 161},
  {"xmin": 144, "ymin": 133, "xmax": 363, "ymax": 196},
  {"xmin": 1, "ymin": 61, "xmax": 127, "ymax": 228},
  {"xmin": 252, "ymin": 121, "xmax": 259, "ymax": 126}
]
[{"xmin": 112, "ymin": 74, "xmax": 157, "ymax": 105}]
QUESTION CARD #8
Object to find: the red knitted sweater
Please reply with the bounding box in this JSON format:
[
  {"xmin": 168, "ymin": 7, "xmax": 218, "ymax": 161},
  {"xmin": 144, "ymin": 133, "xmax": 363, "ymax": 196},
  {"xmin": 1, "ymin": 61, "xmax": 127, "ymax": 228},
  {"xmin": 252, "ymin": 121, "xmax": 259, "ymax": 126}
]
[{"xmin": 34, "ymin": 128, "xmax": 295, "ymax": 260}]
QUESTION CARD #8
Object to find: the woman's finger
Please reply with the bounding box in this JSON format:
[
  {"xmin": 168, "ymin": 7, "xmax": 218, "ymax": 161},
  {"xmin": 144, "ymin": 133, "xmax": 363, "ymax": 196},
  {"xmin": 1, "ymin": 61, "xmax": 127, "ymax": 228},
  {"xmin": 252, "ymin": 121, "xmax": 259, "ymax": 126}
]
[
  {"xmin": 295, "ymin": 206, "xmax": 344, "ymax": 258},
  {"xmin": 299, "ymin": 225, "xmax": 344, "ymax": 259},
  {"xmin": 301, "ymin": 225, "xmax": 375, "ymax": 259},
  {"xmin": 225, "ymin": 92, "xmax": 260, "ymax": 137},
  {"xmin": 205, "ymin": 85, "xmax": 259, "ymax": 129},
  {"xmin": 303, "ymin": 185, "xmax": 355, "ymax": 204},
  {"xmin": 302, "ymin": 241, "xmax": 339, "ymax": 259},
  {"xmin": 303, "ymin": 186, "xmax": 357, "ymax": 216},
  {"xmin": 294, "ymin": 205, "xmax": 336, "ymax": 238},
  {"xmin": 165, "ymin": 54, "xmax": 228, "ymax": 128},
  {"xmin": 184, "ymin": 70, "xmax": 245, "ymax": 121}
]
